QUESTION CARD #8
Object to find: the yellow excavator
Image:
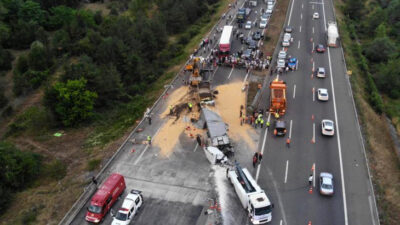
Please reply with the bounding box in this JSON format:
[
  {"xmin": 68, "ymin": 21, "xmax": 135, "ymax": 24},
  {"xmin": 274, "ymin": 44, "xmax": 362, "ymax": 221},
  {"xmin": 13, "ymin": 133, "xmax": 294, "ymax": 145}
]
[{"xmin": 186, "ymin": 57, "xmax": 202, "ymax": 86}]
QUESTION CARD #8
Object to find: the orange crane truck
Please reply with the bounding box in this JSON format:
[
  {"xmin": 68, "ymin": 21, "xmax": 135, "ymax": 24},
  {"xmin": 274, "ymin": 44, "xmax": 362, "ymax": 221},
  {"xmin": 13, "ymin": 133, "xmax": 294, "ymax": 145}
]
[{"xmin": 269, "ymin": 79, "xmax": 287, "ymax": 117}]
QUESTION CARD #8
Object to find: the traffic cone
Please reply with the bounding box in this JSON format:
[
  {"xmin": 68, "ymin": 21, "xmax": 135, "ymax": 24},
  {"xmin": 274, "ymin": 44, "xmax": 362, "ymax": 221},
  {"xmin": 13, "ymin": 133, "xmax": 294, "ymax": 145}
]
[
  {"xmin": 309, "ymin": 186, "xmax": 313, "ymax": 194},
  {"xmin": 311, "ymin": 138, "xmax": 315, "ymax": 144},
  {"xmin": 311, "ymin": 73, "xmax": 313, "ymax": 79},
  {"xmin": 131, "ymin": 148, "xmax": 135, "ymax": 153},
  {"xmin": 311, "ymin": 114, "xmax": 314, "ymax": 120},
  {"xmin": 308, "ymin": 221, "xmax": 312, "ymax": 225}
]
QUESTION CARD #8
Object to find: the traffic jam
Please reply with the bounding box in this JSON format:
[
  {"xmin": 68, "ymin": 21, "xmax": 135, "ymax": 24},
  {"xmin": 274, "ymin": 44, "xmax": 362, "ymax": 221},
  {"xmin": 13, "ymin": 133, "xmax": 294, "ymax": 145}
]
[{"xmin": 82, "ymin": 0, "xmax": 341, "ymax": 223}]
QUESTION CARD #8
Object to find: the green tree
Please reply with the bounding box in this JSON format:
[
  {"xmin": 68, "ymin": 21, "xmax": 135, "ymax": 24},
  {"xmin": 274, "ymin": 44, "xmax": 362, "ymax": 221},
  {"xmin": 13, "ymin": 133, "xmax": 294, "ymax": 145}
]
[
  {"xmin": 7, "ymin": 20, "xmax": 38, "ymax": 49},
  {"xmin": 376, "ymin": 59, "xmax": 400, "ymax": 98},
  {"xmin": 364, "ymin": 37, "xmax": 396, "ymax": 63},
  {"xmin": 344, "ymin": 0, "xmax": 364, "ymax": 20},
  {"xmin": 375, "ymin": 23, "xmax": 387, "ymax": 38},
  {"xmin": 50, "ymin": 78, "xmax": 97, "ymax": 126},
  {"xmin": 18, "ymin": 0, "xmax": 46, "ymax": 25},
  {"xmin": 52, "ymin": 29, "xmax": 71, "ymax": 56},
  {"xmin": 0, "ymin": 22, "xmax": 10, "ymax": 45},
  {"xmin": 28, "ymin": 41, "xmax": 51, "ymax": 71},
  {"xmin": 13, "ymin": 69, "xmax": 49, "ymax": 96},
  {"xmin": 46, "ymin": 5, "xmax": 75, "ymax": 30}
]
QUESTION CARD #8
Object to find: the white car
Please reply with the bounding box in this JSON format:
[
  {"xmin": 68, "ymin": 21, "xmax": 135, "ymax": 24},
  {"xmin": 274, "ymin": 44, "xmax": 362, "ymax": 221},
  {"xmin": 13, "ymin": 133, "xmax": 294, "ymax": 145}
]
[
  {"xmin": 319, "ymin": 172, "xmax": 334, "ymax": 196},
  {"xmin": 321, "ymin": 119, "xmax": 334, "ymax": 136},
  {"xmin": 277, "ymin": 59, "xmax": 285, "ymax": 68},
  {"xmin": 259, "ymin": 20, "xmax": 268, "ymax": 29},
  {"xmin": 317, "ymin": 88, "xmax": 329, "ymax": 101},
  {"xmin": 313, "ymin": 12, "xmax": 319, "ymax": 19},
  {"xmin": 278, "ymin": 50, "xmax": 287, "ymax": 59},
  {"xmin": 260, "ymin": 13, "xmax": 269, "ymax": 22},
  {"xmin": 111, "ymin": 190, "xmax": 143, "ymax": 225},
  {"xmin": 316, "ymin": 67, "xmax": 326, "ymax": 78},
  {"xmin": 266, "ymin": 8, "xmax": 273, "ymax": 14},
  {"xmin": 245, "ymin": 21, "xmax": 252, "ymax": 29}
]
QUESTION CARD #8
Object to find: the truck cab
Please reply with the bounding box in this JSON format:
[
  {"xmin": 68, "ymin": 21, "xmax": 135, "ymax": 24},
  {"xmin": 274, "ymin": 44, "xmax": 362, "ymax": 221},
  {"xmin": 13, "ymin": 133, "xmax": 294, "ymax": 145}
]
[
  {"xmin": 111, "ymin": 190, "xmax": 143, "ymax": 225},
  {"xmin": 248, "ymin": 193, "xmax": 273, "ymax": 224}
]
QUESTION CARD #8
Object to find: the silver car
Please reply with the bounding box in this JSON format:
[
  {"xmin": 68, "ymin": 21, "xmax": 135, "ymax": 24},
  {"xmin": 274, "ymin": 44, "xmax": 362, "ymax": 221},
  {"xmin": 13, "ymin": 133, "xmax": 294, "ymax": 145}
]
[
  {"xmin": 316, "ymin": 67, "xmax": 326, "ymax": 78},
  {"xmin": 319, "ymin": 172, "xmax": 334, "ymax": 196}
]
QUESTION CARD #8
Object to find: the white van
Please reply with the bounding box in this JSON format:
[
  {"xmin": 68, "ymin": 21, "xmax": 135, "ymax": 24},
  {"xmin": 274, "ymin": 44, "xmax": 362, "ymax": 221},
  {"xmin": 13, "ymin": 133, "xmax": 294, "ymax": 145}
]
[{"xmin": 282, "ymin": 33, "xmax": 291, "ymax": 47}]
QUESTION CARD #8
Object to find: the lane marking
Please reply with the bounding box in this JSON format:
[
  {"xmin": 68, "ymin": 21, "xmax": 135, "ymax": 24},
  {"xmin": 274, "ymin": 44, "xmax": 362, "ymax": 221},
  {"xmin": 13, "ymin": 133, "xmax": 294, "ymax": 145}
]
[
  {"xmin": 284, "ymin": 160, "xmax": 289, "ymax": 183},
  {"xmin": 302, "ymin": 3, "xmax": 304, "ymax": 8},
  {"xmin": 312, "ymin": 26, "xmax": 315, "ymax": 33},
  {"xmin": 312, "ymin": 123, "xmax": 315, "ymax": 143},
  {"xmin": 298, "ymin": 40, "xmax": 301, "ymax": 49},
  {"xmin": 243, "ymin": 71, "xmax": 250, "ymax": 83},
  {"xmin": 322, "ymin": 0, "xmax": 327, "ymax": 31},
  {"xmin": 328, "ymin": 40, "xmax": 349, "ymax": 225},
  {"xmin": 256, "ymin": 113, "xmax": 271, "ymax": 181},
  {"xmin": 134, "ymin": 126, "xmax": 162, "ymax": 165},
  {"xmin": 293, "ymin": 85, "xmax": 296, "ymax": 99},
  {"xmin": 369, "ymin": 196, "xmax": 377, "ymax": 225},
  {"xmin": 193, "ymin": 143, "xmax": 198, "ymax": 152},
  {"xmin": 301, "ymin": 13, "xmax": 303, "ymax": 20},
  {"xmin": 313, "ymin": 61, "xmax": 315, "ymax": 71},
  {"xmin": 313, "ymin": 87, "xmax": 315, "ymax": 102},
  {"xmin": 280, "ymin": 219, "xmax": 283, "ymax": 225},
  {"xmin": 313, "ymin": 163, "xmax": 316, "ymax": 187},
  {"xmin": 287, "ymin": 0, "xmax": 296, "ymax": 25},
  {"xmin": 289, "ymin": 120, "xmax": 293, "ymax": 139},
  {"xmin": 299, "ymin": 25, "xmax": 302, "ymax": 32},
  {"xmin": 312, "ymin": 42, "xmax": 315, "ymax": 51},
  {"xmin": 227, "ymin": 66, "xmax": 235, "ymax": 79},
  {"xmin": 310, "ymin": 1, "xmax": 324, "ymax": 4}
]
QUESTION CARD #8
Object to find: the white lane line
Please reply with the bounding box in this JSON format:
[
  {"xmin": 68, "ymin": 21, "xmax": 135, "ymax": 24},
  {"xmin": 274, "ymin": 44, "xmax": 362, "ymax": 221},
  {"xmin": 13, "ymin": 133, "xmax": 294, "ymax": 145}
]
[
  {"xmin": 310, "ymin": 1, "xmax": 324, "ymax": 4},
  {"xmin": 313, "ymin": 163, "xmax": 316, "ymax": 187},
  {"xmin": 297, "ymin": 40, "xmax": 300, "ymax": 49},
  {"xmin": 227, "ymin": 66, "xmax": 234, "ymax": 79},
  {"xmin": 369, "ymin": 196, "xmax": 377, "ymax": 225},
  {"xmin": 134, "ymin": 126, "xmax": 162, "ymax": 165},
  {"xmin": 280, "ymin": 219, "xmax": 283, "ymax": 225},
  {"xmin": 301, "ymin": 13, "xmax": 303, "ymax": 20},
  {"xmin": 302, "ymin": 3, "xmax": 304, "ymax": 8},
  {"xmin": 287, "ymin": 0, "xmax": 296, "ymax": 25},
  {"xmin": 299, "ymin": 25, "xmax": 302, "ymax": 32},
  {"xmin": 313, "ymin": 61, "xmax": 315, "ymax": 71},
  {"xmin": 293, "ymin": 85, "xmax": 296, "ymax": 99},
  {"xmin": 322, "ymin": 0, "xmax": 327, "ymax": 31},
  {"xmin": 256, "ymin": 113, "xmax": 271, "ymax": 181},
  {"xmin": 328, "ymin": 42, "xmax": 349, "ymax": 225},
  {"xmin": 289, "ymin": 120, "xmax": 293, "ymax": 139},
  {"xmin": 243, "ymin": 71, "xmax": 250, "ymax": 83},
  {"xmin": 312, "ymin": 26, "xmax": 315, "ymax": 33},
  {"xmin": 193, "ymin": 143, "xmax": 198, "ymax": 152},
  {"xmin": 312, "ymin": 42, "xmax": 315, "ymax": 50},
  {"xmin": 284, "ymin": 160, "xmax": 289, "ymax": 183},
  {"xmin": 313, "ymin": 87, "xmax": 315, "ymax": 101},
  {"xmin": 312, "ymin": 123, "xmax": 315, "ymax": 143}
]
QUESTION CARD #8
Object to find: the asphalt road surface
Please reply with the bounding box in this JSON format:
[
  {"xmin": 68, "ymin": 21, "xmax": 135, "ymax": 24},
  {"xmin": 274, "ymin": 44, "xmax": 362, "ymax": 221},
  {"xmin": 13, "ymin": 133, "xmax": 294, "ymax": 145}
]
[{"xmin": 64, "ymin": 0, "xmax": 379, "ymax": 224}]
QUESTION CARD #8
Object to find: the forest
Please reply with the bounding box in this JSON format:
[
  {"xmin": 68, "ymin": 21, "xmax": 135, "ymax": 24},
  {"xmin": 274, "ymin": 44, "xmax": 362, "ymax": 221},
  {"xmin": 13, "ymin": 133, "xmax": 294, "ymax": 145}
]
[{"xmin": 0, "ymin": 0, "xmax": 221, "ymax": 220}]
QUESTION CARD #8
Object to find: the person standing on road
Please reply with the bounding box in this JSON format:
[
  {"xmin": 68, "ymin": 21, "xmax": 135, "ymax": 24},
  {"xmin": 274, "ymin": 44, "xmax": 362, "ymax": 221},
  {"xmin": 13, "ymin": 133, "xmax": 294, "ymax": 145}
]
[
  {"xmin": 147, "ymin": 135, "xmax": 152, "ymax": 146},
  {"xmin": 260, "ymin": 118, "xmax": 264, "ymax": 128},
  {"xmin": 169, "ymin": 105, "xmax": 173, "ymax": 115},
  {"xmin": 147, "ymin": 116, "xmax": 152, "ymax": 125},
  {"xmin": 196, "ymin": 135, "xmax": 202, "ymax": 146},
  {"xmin": 309, "ymin": 174, "xmax": 313, "ymax": 186},
  {"xmin": 253, "ymin": 153, "xmax": 259, "ymax": 168},
  {"xmin": 266, "ymin": 121, "xmax": 270, "ymax": 130},
  {"xmin": 188, "ymin": 102, "xmax": 193, "ymax": 112},
  {"xmin": 286, "ymin": 138, "xmax": 291, "ymax": 148},
  {"xmin": 258, "ymin": 152, "xmax": 263, "ymax": 162}
]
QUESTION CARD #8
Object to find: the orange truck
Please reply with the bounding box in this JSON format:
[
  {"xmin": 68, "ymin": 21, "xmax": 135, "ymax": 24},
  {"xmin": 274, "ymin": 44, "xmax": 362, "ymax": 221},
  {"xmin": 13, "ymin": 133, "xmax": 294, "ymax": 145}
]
[{"xmin": 269, "ymin": 79, "xmax": 287, "ymax": 116}]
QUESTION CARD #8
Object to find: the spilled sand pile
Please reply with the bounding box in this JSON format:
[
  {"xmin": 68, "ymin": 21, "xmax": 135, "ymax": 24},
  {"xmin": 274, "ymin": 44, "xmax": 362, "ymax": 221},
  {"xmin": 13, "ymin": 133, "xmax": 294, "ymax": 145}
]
[
  {"xmin": 215, "ymin": 81, "xmax": 257, "ymax": 150},
  {"xmin": 155, "ymin": 86, "xmax": 205, "ymax": 158}
]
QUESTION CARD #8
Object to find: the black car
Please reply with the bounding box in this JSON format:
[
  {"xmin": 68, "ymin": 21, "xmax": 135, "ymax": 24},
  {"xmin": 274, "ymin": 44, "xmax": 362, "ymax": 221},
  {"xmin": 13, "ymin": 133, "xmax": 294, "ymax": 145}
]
[
  {"xmin": 274, "ymin": 120, "xmax": 287, "ymax": 136},
  {"xmin": 252, "ymin": 31, "xmax": 262, "ymax": 40},
  {"xmin": 245, "ymin": 37, "xmax": 253, "ymax": 45},
  {"xmin": 316, "ymin": 44, "xmax": 326, "ymax": 53}
]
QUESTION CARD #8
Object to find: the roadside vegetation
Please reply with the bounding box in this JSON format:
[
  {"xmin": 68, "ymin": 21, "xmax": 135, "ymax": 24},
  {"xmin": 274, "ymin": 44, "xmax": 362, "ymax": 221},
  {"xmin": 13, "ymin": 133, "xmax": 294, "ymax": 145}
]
[
  {"xmin": 0, "ymin": 0, "xmax": 231, "ymax": 224},
  {"xmin": 336, "ymin": 0, "xmax": 400, "ymax": 224}
]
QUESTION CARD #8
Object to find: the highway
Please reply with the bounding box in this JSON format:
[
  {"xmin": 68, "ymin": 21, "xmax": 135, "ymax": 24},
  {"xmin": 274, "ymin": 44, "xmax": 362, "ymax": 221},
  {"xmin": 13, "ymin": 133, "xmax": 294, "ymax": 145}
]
[{"xmin": 61, "ymin": 0, "xmax": 380, "ymax": 224}]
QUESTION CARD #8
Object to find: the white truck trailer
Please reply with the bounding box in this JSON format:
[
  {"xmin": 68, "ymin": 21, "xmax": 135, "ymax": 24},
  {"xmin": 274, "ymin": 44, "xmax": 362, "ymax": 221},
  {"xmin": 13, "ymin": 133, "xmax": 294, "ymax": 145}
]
[
  {"xmin": 327, "ymin": 21, "xmax": 339, "ymax": 47},
  {"xmin": 227, "ymin": 163, "xmax": 273, "ymax": 224}
]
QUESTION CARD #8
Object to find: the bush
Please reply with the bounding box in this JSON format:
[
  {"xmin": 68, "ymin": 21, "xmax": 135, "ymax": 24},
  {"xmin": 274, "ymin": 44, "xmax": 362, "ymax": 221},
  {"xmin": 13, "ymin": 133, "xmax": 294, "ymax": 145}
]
[
  {"xmin": 0, "ymin": 47, "xmax": 14, "ymax": 71},
  {"xmin": 43, "ymin": 160, "xmax": 67, "ymax": 181},
  {"xmin": 13, "ymin": 70, "xmax": 50, "ymax": 96},
  {"xmin": 0, "ymin": 86, "xmax": 8, "ymax": 109},
  {"xmin": 87, "ymin": 158, "xmax": 101, "ymax": 171},
  {"xmin": 6, "ymin": 106, "xmax": 50, "ymax": 136},
  {"xmin": 364, "ymin": 37, "xmax": 396, "ymax": 63}
]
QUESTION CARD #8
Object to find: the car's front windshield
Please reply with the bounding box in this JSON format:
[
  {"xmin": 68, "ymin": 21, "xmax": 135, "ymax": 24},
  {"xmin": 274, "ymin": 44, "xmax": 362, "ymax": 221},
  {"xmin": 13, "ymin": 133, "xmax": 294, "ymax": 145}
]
[
  {"xmin": 322, "ymin": 184, "xmax": 333, "ymax": 189},
  {"xmin": 255, "ymin": 205, "xmax": 272, "ymax": 215},
  {"xmin": 88, "ymin": 205, "xmax": 102, "ymax": 214}
]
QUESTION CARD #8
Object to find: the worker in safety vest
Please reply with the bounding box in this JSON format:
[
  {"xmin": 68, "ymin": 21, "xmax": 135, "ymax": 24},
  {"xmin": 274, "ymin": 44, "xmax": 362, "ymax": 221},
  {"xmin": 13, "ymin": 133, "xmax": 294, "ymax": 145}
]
[
  {"xmin": 147, "ymin": 136, "xmax": 152, "ymax": 145},
  {"xmin": 255, "ymin": 118, "xmax": 259, "ymax": 128},
  {"xmin": 188, "ymin": 102, "xmax": 193, "ymax": 112},
  {"xmin": 275, "ymin": 112, "xmax": 279, "ymax": 119},
  {"xmin": 260, "ymin": 119, "xmax": 264, "ymax": 128},
  {"xmin": 266, "ymin": 121, "xmax": 270, "ymax": 130},
  {"xmin": 169, "ymin": 105, "xmax": 173, "ymax": 115}
]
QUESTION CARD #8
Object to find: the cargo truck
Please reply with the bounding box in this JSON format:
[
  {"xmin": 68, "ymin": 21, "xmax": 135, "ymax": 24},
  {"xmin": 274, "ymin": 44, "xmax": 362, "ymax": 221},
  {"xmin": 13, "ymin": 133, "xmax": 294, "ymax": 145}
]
[
  {"xmin": 327, "ymin": 21, "xmax": 339, "ymax": 47},
  {"xmin": 227, "ymin": 163, "xmax": 273, "ymax": 224}
]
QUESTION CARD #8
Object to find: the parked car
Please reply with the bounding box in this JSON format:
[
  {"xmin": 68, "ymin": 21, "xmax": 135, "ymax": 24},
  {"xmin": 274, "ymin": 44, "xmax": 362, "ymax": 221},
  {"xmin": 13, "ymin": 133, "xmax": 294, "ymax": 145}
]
[
  {"xmin": 313, "ymin": 12, "xmax": 319, "ymax": 19},
  {"xmin": 319, "ymin": 172, "xmax": 334, "ymax": 196},
  {"xmin": 317, "ymin": 88, "xmax": 329, "ymax": 101},
  {"xmin": 282, "ymin": 33, "xmax": 291, "ymax": 47},
  {"xmin": 316, "ymin": 67, "xmax": 326, "ymax": 78},
  {"xmin": 252, "ymin": 31, "xmax": 262, "ymax": 40},
  {"xmin": 242, "ymin": 49, "xmax": 253, "ymax": 59},
  {"xmin": 245, "ymin": 20, "xmax": 252, "ymax": 29},
  {"xmin": 248, "ymin": 40, "xmax": 257, "ymax": 50},
  {"xmin": 273, "ymin": 120, "xmax": 287, "ymax": 136},
  {"xmin": 266, "ymin": 8, "xmax": 273, "ymax": 14},
  {"xmin": 284, "ymin": 26, "xmax": 293, "ymax": 33},
  {"xmin": 111, "ymin": 190, "xmax": 144, "ymax": 225},
  {"xmin": 259, "ymin": 19, "xmax": 268, "ymax": 29},
  {"xmin": 277, "ymin": 59, "xmax": 286, "ymax": 68},
  {"xmin": 278, "ymin": 50, "xmax": 287, "ymax": 59},
  {"xmin": 261, "ymin": 13, "xmax": 270, "ymax": 21},
  {"xmin": 288, "ymin": 57, "xmax": 298, "ymax": 70},
  {"xmin": 316, "ymin": 44, "xmax": 326, "ymax": 53},
  {"xmin": 321, "ymin": 119, "xmax": 334, "ymax": 136}
]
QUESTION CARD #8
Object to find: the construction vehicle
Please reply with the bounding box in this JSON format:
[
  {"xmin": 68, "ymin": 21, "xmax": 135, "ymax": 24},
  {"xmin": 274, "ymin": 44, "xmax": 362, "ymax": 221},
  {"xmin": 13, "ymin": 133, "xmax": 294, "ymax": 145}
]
[
  {"xmin": 269, "ymin": 79, "xmax": 287, "ymax": 117},
  {"xmin": 327, "ymin": 21, "xmax": 339, "ymax": 47},
  {"xmin": 227, "ymin": 163, "xmax": 273, "ymax": 224},
  {"xmin": 187, "ymin": 57, "xmax": 202, "ymax": 86}
]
